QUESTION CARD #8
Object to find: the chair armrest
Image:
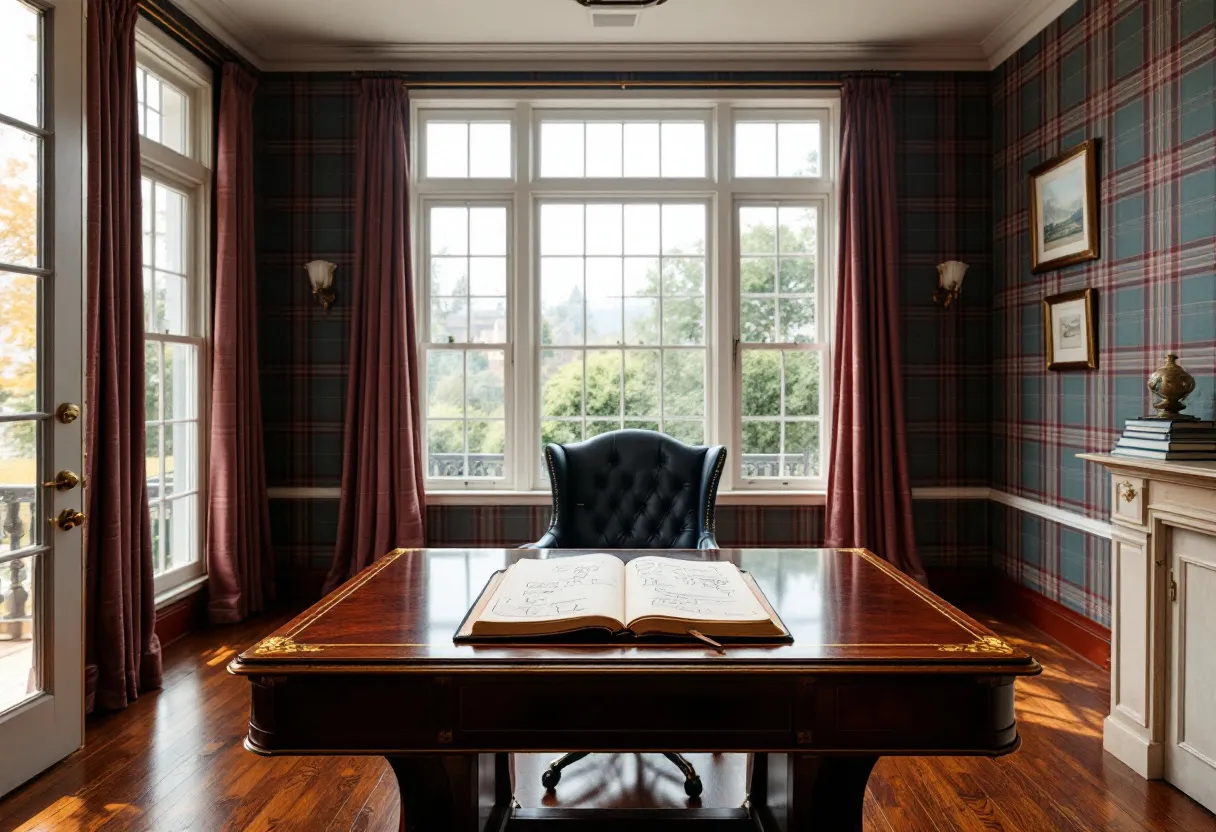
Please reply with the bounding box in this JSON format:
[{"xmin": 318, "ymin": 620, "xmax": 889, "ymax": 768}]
[
  {"xmin": 522, "ymin": 531, "xmax": 559, "ymax": 550},
  {"xmin": 697, "ymin": 530, "xmax": 719, "ymax": 550}
]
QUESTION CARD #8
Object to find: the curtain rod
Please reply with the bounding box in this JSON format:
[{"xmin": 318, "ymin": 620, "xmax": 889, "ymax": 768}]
[
  {"xmin": 401, "ymin": 79, "xmax": 845, "ymax": 90},
  {"xmin": 138, "ymin": 0, "xmax": 223, "ymax": 65}
]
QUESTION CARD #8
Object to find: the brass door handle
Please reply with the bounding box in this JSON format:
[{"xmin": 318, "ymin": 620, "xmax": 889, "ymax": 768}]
[
  {"xmin": 42, "ymin": 470, "xmax": 81, "ymax": 491},
  {"xmin": 50, "ymin": 509, "xmax": 86, "ymax": 531}
]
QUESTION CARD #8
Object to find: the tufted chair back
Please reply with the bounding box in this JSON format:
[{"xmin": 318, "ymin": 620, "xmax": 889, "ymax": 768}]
[{"xmin": 525, "ymin": 429, "xmax": 726, "ymax": 551}]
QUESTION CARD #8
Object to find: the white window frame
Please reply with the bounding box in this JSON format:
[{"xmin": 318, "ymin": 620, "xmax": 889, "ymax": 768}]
[
  {"xmin": 135, "ymin": 20, "xmax": 212, "ymax": 599},
  {"xmin": 412, "ymin": 93, "xmax": 839, "ymax": 499}
]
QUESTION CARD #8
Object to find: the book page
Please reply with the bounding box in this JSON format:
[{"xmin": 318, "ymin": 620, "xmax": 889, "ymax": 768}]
[
  {"xmin": 623, "ymin": 556, "xmax": 769, "ymax": 628},
  {"xmin": 476, "ymin": 553, "xmax": 625, "ymax": 627}
]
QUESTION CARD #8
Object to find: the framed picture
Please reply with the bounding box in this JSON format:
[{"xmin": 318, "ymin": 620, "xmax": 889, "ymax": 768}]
[
  {"xmin": 1029, "ymin": 140, "xmax": 1099, "ymax": 273},
  {"xmin": 1043, "ymin": 288, "xmax": 1097, "ymax": 371}
]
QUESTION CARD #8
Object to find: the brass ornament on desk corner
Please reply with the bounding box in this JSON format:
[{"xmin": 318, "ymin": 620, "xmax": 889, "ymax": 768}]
[
  {"xmin": 939, "ymin": 636, "xmax": 1015, "ymax": 655},
  {"xmin": 1146, "ymin": 354, "xmax": 1198, "ymax": 421}
]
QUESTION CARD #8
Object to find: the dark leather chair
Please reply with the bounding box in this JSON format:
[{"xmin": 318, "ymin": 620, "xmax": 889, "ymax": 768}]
[{"xmin": 524, "ymin": 429, "xmax": 727, "ymax": 797}]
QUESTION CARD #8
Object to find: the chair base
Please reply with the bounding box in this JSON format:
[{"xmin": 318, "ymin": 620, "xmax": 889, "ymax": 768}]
[{"xmin": 541, "ymin": 751, "xmax": 703, "ymax": 798}]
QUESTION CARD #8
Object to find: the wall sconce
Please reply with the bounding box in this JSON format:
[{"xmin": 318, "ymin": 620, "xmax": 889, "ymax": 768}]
[
  {"xmin": 934, "ymin": 260, "xmax": 969, "ymax": 309},
  {"xmin": 305, "ymin": 260, "xmax": 336, "ymax": 311}
]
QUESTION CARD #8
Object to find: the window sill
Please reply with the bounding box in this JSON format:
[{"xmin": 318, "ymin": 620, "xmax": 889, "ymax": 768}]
[
  {"xmin": 424, "ymin": 490, "xmax": 828, "ymax": 507},
  {"xmin": 154, "ymin": 574, "xmax": 208, "ymax": 611}
]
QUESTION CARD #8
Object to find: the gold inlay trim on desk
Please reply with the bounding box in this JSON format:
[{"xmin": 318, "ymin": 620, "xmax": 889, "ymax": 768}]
[{"xmin": 245, "ymin": 548, "xmax": 1016, "ymax": 656}]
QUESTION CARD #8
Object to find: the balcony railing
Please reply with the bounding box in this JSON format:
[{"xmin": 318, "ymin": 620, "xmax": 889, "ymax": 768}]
[
  {"xmin": 426, "ymin": 453, "xmax": 818, "ymax": 480},
  {"xmin": 1, "ymin": 486, "xmax": 35, "ymax": 643}
]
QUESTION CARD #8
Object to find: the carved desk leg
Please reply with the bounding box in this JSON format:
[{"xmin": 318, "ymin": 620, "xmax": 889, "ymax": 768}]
[
  {"xmin": 387, "ymin": 753, "xmax": 509, "ymax": 832},
  {"xmin": 750, "ymin": 752, "xmax": 879, "ymax": 831}
]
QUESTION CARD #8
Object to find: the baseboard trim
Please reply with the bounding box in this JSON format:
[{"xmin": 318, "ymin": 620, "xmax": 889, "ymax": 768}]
[
  {"xmin": 154, "ymin": 588, "xmax": 208, "ymax": 649},
  {"xmin": 996, "ymin": 577, "xmax": 1111, "ymax": 670}
]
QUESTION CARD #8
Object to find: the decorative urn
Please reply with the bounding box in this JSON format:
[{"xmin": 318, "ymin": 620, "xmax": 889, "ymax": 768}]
[{"xmin": 1146, "ymin": 353, "xmax": 1198, "ymax": 420}]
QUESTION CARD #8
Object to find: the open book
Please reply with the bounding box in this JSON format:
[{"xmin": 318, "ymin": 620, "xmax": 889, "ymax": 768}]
[{"xmin": 455, "ymin": 554, "xmax": 790, "ymax": 644}]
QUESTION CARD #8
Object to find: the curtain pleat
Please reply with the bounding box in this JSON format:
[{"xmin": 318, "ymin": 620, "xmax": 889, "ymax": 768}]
[
  {"xmin": 323, "ymin": 80, "xmax": 425, "ymax": 593},
  {"xmin": 824, "ymin": 77, "xmax": 927, "ymax": 584}
]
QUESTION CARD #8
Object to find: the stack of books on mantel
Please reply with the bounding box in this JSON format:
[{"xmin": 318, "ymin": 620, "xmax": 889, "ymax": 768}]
[{"xmin": 1112, "ymin": 419, "xmax": 1216, "ymax": 461}]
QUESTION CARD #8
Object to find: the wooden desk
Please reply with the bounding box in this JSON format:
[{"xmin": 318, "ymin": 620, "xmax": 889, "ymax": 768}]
[{"xmin": 230, "ymin": 548, "xmax": 1039, "ymax": 831}]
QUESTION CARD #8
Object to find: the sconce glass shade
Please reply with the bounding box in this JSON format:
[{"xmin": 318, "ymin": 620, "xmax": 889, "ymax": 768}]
[
  {"xmin": 305, "ymin": 259, "xmax": 337, "ymax": 311},
  {"xmin": 934, "ymin": 260, "xmax": 968, "ymax": 308}
]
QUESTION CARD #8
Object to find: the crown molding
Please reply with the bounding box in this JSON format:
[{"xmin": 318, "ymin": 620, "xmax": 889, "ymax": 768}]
[
  {"xmin": 164, "ymin": 0, "xmax": 264, "ymax": 68},
  {"xmin": 256, "ymin": 40, "xmax": 991, "ymax": 73},
  {"xmin": 982, "ymin": 0, "xmax": 1077, "ymax": 69}
]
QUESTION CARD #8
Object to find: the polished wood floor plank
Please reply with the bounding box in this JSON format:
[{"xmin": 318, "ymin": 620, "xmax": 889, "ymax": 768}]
[{"xmin": 1, "ymin": 607, "xmax": 1213, "ymax": 832}]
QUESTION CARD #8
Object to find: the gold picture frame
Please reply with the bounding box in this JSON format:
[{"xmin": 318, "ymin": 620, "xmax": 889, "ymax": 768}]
[
  {"xmin": 1043, "ymin": 288, "xmax": 1097, "ymax": 371},
  {"xmin": 1029, "ymin": 140, "xmax": 1100, "ymax": 273}
]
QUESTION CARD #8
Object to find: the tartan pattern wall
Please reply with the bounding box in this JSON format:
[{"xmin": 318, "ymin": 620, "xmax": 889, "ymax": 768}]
[
  {"xmin": 991, "ymin": 0, "xmax": 1216, "ymax": 624},
  {"xmin": 254, "ymin": 72, "xmax": 993, "ymax": 587}
]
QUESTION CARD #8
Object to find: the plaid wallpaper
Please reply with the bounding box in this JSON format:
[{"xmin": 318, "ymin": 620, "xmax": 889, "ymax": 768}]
[
  {"xmin": 253, "ymin": 72, "xmax": 994, "ymax": 588},
  {"xmin": 991, "ymin": 0, "xmax": 1216, "ymax": 623}
]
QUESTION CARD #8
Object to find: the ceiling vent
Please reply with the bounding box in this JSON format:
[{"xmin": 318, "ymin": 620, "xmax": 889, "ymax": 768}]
[
  {"xmin": 591, "ymin": 11, "xmax": 641, "ymax": 27},
  {"xmin": 576, "ymin": 0, "xmax": 669, "ymax": 28}
]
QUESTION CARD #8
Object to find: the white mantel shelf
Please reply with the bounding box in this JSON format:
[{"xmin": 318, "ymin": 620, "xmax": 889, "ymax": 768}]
[
  {"xmin": 1081, "ymin": 452, "xmax": 1216, "ymax": 812},
  {"xmin": 1079, "ymin": 453, "xmax": 1216, "ymax": 483}
]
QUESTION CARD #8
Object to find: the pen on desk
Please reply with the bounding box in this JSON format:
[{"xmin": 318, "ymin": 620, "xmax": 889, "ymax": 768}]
[{"xmin": 687, "ymin": 629, "xmax": 726, "ymax": 653}]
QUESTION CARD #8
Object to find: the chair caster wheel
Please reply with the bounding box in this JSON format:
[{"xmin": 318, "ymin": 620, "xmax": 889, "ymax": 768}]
[
  {"xmin": 541, "ymin": 768, "xmax": 561, "ymax": 790},
  {"xmin": 685, "ymin": 775, "xmax": 703, "ymax": 798}
]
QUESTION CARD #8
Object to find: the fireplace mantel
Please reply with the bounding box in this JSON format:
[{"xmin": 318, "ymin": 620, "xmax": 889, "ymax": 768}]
[{"xmin": 1080, "ymin": 453, "xmax": 1216, "ymax": 812}]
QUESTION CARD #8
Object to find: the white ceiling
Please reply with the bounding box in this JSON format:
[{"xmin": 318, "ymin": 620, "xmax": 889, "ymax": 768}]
[{"xmin": 176, "ymin": 0, "xmax": 1077, "ymax": 72}]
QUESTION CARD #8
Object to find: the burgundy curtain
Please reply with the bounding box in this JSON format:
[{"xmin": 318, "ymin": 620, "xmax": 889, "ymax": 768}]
[
  {"xmin": 323, "ymin": 80, "xmax": 425, "ymax": 593},
  {"xmin": 84, "ymin": 0, "xmax": 162, "ymax": 712},
  {"xmin": 824, "ymin": 77, "xmax": 926, "ymax": 584},
  {"xmin": 206, "ymin": 63, "xmax": 274, "ymax": 623}
]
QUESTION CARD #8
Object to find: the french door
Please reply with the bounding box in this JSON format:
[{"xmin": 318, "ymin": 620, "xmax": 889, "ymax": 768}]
[{"xmin": 0, "ymin": 0, "xmax": 86, "ymax": 797}]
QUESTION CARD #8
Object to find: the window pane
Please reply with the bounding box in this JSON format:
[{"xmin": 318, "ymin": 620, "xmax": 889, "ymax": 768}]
[
  {"xmin": 466, "ymin": 350, "xmax": 504, "ymax": 417},
  {"xmin": 431, "ymin": 257, "xmax": 469, "ymax": 296},
  {"xmin": 164, "ymin": 421, "xmax": 197, "ymax": 495},
  {"xmin": 542, "ymin": 420, "xmax": 581, "ymax": 446},
  {"xmin": 540, "ymin": 122, "xmax": 584, "ymax": 177},
  {"xmin": 660, "ymin": 123, "xmax": 705, "ymax": 177},
  {"xmin": 777, "ymin": 122, "xmax": 820, "ymax": 177},
  {"xmin": 0, "ymin": 272, "xmax": 37, "ymax": 415},
  {"xmin": 161, "ymin": 84, "xmax": 187, "ymax": 154},
  {"xmin": 428, "ymin": 421, "xmax": 465, "ymax": 475},
  {"xmin": 0, "ymin": 554, "xmax": 39, "ymax": 714},
  {"xmin": 469, "ymin": 207, "xmax": 507, "ymax": 255},
  {"xmin": 586, "ymin": 204, "xmax": 623, "ymax": 256},
  {"xmin": 468, "ymin": 257, "xmax": 506, "ymax": 296},
  {"xmin": 662, "ymin": 296, "xmax": 704, "ymax": 345},
  {"xmin": 784, "ymin": 421, "xmax": 820, "ymax": 476},
  {"xmin": 0, "ymin": 0, "xmax": 40, "ymax": 126},
  {"xmin": 585, "ymin": 123, "xmax": 622, "ymax": 178},
  {"xmin": 623, "ymin": 350, "xmax": 659, "ymax": 416},
  {"xmin": 662, "ymin": 350, "xmax": 704, "ymax": 417},
  {"xmin": 145, "ymin": 342, "xmax": 160, "ymax": 421},
  {"xmin": 661, "ymin": 204, "xmax": 704, "ymax": 256},
  {"xmin": 739, "ymin": 206, "xmax": 777, "ymax": 254},
  {"xmin": 779, "ymin": 257, "xmax": 815, "ymax": 294},
  {"xmin": 587, "ymin": 419, "xmax": 618, "ymax": 438},
  {"xmin": 741, "ymin": 351, "xmax": 780, "ymax": 416},
  {"xmin": 779, "ymin": 297, "xmax": 816, "ymax": 343},
  {"xmin": 431, "ymin": 206, "xmax": 469, "ymax": 256},
  {"xmin": 156, "ymin": 271, "xmax": 189, "ymax": 335},
  {"xmin": 662, "ymin": 257, "xmax": 704, "ymax": 296},
  {"xmin": 426, "ymin": 123, "xmax": 468, "ymax": 177},
  {"xmin": 0, "ymin": 124, "xmax": 40, "ymax": 268},
  {"xmin": 623, "ymin": 123, "xmax": 660, "ymax": 177},
  {"xmin": 145, "ymin": 424, "xmax": 162, "ymax": 500},
  {"xmin": 624, "ymin": 204, "xmax": 660, "ymax": 255},
  {"xmin": 540, "ymin": 204, "xmax": 584, "ymax": 255},
  {"xmin": 149, "ymin": 502, "xmax": 162, "ymax": 572},
  {"xmin": 431, "ymin": 297, "xmax": 468, "ymax": 343},
  {"xmin": 468, "ymin": 122, "xmax": 511, "ymax": 178},
  {"xmin": 165, "ymin": 496, "xmax": 199, "ymax": 569},
  {"xmin": 741, "ymin": 257, "xmax": 776, "ymax": 294},
  {"xmin": 467, "ymin": 421, "xmax": 505, "ymax": 463},
  {"xmin": 741, "ymin": 298, "xmax": 776, "ymax": 343},
  {"xmin": 0, "ymin": 420, "xmax": 36, "ymax": 549},
  {"xmin": 735, "ymin": 122, "xmax": 776, "ymax": 177},
  {"xmin": 541, "ymin": 349, "xmax": 583, "ymax": 417},
  {"xmin": 163, "ymin": 343, "xmax": 197, "ymax": 420},
  {"xmin": 586, "ymin": 258, "xmax": 622, "ymax": 346},
  {"xmin": 779, "ymin": 206, "xmax": 817, "ymax": 254},
  {"xmin": 540, "ymin": 258, "xmax": 584, "ymax": 346},
  {"xmin": 427, "ymin": 351, "xmax": 464, "ymax": 416},
  {"xmin": 784, "ymin": 351, "xmax": 820, "ymax": 416},
  {"xmin": 470, "ymin": 297, "xmax": 506, "ymax": 343},
  {"xmin": 585, "ymin": 350, "xmax": 621, "ymax": 417},
  {"xmin": 664, "ymin": 420, "xmax": 703, "ymax": 446}
]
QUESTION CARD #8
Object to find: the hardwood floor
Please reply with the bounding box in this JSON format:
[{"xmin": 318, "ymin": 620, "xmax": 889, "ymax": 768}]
[{"xmin": 1, "ymin": 608, "xmax": 1213, "ymax": 831}]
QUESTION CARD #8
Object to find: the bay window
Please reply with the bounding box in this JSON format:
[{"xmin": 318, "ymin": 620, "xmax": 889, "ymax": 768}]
[{"xmin": 414, "ymin": 97, "xmax": 836, "ymax": 495}]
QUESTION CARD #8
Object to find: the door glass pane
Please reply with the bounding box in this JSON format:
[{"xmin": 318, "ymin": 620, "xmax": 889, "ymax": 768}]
[
  {"xmin": 0, "ymin": 271, "xmax": 38, "ymax": 415},
  {"xmin": 0, "ymin": 554, "xmax": 38, "ymax": 713},
  {"xmin": 0, "ymin": 123, "xmax": 40, "ymax": 268},
  {"xmin": 0, "ymin": 421, "xmax": 36, "ymax": 552},
  {"xmin": 0, "ymin": 0, "xmax": 40, "ymax": 127}
]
